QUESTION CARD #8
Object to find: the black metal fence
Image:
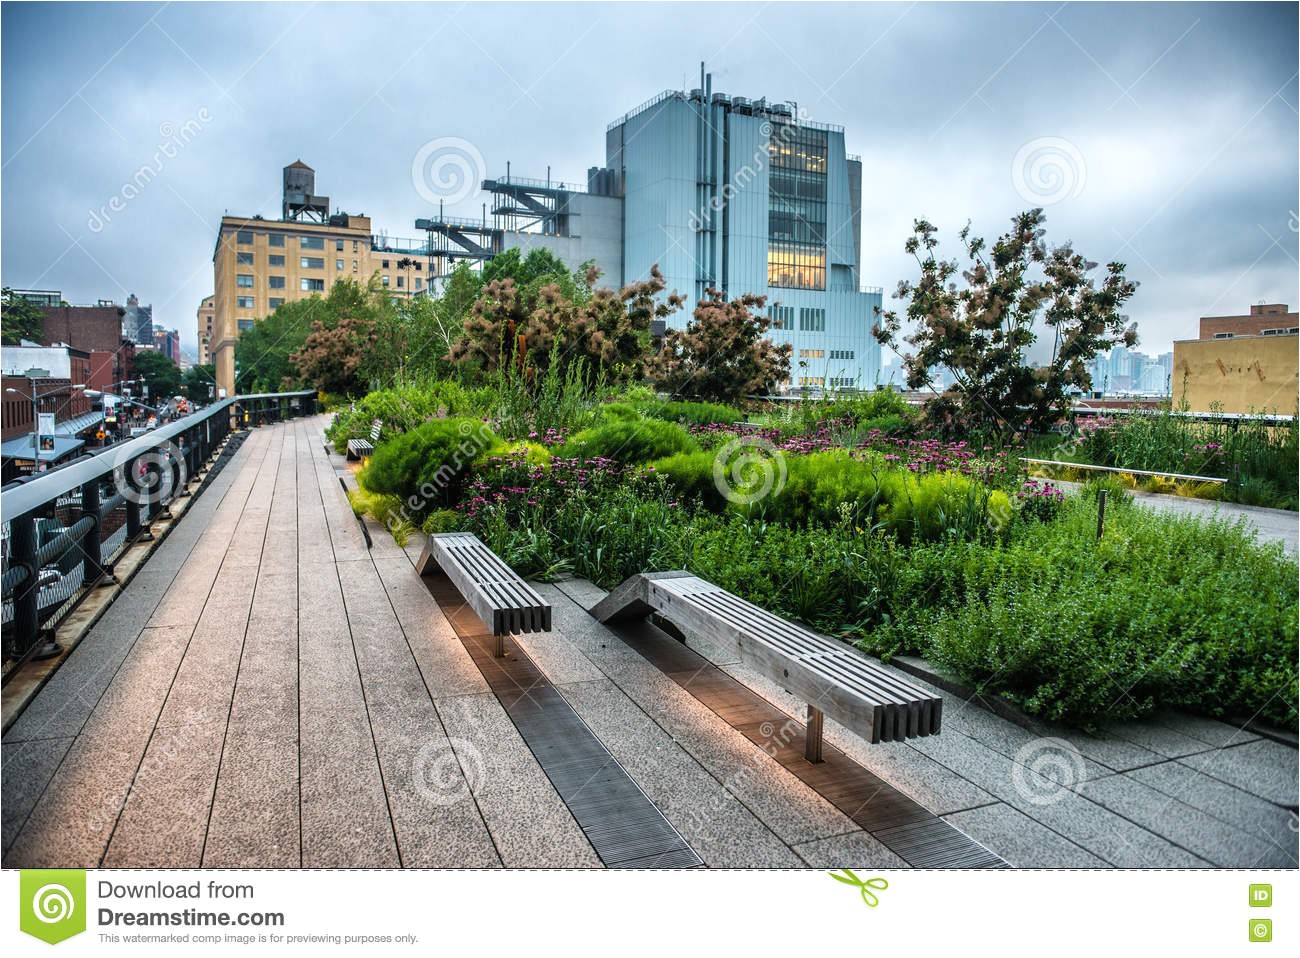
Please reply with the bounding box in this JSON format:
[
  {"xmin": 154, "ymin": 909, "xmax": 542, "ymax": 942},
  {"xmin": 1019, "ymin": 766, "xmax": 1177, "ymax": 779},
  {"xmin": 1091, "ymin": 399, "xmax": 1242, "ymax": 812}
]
[{"xmin": 1, "ymin": 391, "xmax": 317, "ymax": 671}]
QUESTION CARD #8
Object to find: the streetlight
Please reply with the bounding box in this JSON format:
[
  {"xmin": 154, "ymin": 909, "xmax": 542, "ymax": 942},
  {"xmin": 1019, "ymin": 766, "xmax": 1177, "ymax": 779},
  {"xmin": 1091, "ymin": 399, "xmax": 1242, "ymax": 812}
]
[{"xmin": 4, "ymin": 382, "xmax": 87, "ymax": 455}]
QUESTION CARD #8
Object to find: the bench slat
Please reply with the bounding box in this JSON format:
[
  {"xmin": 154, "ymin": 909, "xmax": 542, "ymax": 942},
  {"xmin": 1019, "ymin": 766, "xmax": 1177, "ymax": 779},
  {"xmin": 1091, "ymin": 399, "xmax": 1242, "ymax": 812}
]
[{"xmin": 416, "ymin": 533, "xmax": 550, "ymax": 638}]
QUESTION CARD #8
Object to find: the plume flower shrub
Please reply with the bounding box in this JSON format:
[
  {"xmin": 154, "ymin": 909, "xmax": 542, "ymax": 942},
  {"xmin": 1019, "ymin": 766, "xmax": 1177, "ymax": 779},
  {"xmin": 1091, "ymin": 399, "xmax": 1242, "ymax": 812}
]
[
  {"xmin": 561, "ymin": 418, "xmax": 699, "ymax": 464},
  {"xmin": 360, "ymin": 417, "xmax": 499, "ymax": 513}
]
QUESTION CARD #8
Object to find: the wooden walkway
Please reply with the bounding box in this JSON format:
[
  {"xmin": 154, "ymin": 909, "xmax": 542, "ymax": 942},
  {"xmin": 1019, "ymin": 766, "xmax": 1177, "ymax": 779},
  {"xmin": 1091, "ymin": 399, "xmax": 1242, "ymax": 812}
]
[{"xmin": 3, "ymin": 416, "xmax": 1295, "ymax": 869}]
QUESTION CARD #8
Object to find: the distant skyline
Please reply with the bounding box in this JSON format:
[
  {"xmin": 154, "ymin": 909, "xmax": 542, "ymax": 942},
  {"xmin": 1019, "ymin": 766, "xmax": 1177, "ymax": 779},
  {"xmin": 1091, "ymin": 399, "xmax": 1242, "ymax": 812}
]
[{"xmin": 2, "ymin": 1, "xmax": 1296, "ymax": 359}]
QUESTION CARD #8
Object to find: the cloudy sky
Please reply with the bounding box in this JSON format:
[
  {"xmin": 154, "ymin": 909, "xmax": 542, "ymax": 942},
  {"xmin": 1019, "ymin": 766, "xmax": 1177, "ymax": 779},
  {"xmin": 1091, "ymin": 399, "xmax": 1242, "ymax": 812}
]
[{"xmin": 2, "ymin": 1, "xmax": 1296, "ymax": 360}]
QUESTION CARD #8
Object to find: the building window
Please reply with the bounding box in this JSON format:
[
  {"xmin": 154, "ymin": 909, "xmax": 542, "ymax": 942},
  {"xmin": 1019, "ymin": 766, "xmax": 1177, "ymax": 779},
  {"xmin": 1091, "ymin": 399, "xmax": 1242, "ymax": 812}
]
[
  {"xmin": 415, "ymin": 277, "xmax": 423, "ymax": 290},
  {"xmin": 236, "ymin": 252, "xmax": 254, "ymax": 265},
  {"xmin": 382, "ymin": 275, "xmax": 390, "ymax": 287},
  {"xmin": 237, "ymin": 295, "xmax": 255, "ymax": 308},
  {"xmin": 237, "ymin": 319, "xmax": 255, "ymax": 332},
  {"xmin": 382, "ymin": 259, "xmax": 390, "ymax": 269},
  {"xmin": 301, "ymin": 278, "xmax": 325, "ymax": 292},
  {"xmin": 353, "ymin": 240, "xmax": 359, "ymax": 252},
  {"xmin": 269, "ymin": 297, "xmax": 284, "ymax": 309},
  {"xmin": 336, "ymin": 239, "xmax": 344, "ymax": 251},
  {"xmin": 300, "ymin": 236, "xmax": 324, "ymax": 250},
  {"xmin": 236, "ymin": 274, "xmax": 254, "ymax": 288},
  {"xmin": 268, "ymin": 276, "xmax": 286, "ymax": 290},
  {"xmin": 829, "ymin": 349, "xmax": 854, "ymax": 360},
  {"xmin": 268, "ymin": 234, "xmax": 285, "ymax": 247},
  {"xmin": 301, "ymin": 256, "xmax": 324, "ymax": 269},
  {"xmin": 236, "ymin": 230, "xmax": 253, "ymax": 244},
  {"xmin": 352, "ymin": 260, "xmax": 358, "ymax": 273},
  {"xmin": 767, "ymin": 304, "xmax": 794, "ymax": 329},
  {"xmin": 268, "ymin": 254, "xmax": 285, "ymax": 267},
  {"xmin": 768, "ymin": 243, "xmax": 826, "ymax": 290},
  {"xmin": 415, "ymin": 262, "xmax": 422, "ymax": 271},
  {"xmin": 397, "ymin": 276, "xmax": 404, "ymax": 288},
  {"xmin": 1213, "ymin": 332, "xmax": 1234, "ymax": 339},
  {"xmin": 336, "ymin": 259, "xmax": 344, "ymax": 271},
  {"xmin": 799, "ymin": 307, "xmax": 826, "ymax": 332}
]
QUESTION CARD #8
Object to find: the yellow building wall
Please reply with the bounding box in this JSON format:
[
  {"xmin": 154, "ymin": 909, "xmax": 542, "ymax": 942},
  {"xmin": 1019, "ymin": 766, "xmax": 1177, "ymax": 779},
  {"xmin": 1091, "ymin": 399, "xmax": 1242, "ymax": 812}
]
[
  {"xmin": 212, "ymin": 216, "xmax": 424, "ymax": 395},
  {"xmin": 1172, "ymin": 335, "xmax": 1299, "ymax": 414}
]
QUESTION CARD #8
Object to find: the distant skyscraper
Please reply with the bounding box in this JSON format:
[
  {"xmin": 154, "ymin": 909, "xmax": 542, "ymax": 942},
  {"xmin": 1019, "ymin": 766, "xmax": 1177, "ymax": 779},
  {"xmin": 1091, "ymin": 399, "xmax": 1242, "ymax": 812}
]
[{"xmin": 123, "ymin": 293, "xmax": 153, "ymax": 343}]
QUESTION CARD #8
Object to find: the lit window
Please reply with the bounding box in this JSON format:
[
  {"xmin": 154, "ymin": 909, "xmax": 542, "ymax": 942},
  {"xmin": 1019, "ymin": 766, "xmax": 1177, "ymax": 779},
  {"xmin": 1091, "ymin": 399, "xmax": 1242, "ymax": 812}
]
[
  {"xmin": 301, "ymin": 236, "xmax": 324, "ymax": 250},
  {"xmin": 237, "ymin": 252, "xmax": 254, "ymax": 265}
]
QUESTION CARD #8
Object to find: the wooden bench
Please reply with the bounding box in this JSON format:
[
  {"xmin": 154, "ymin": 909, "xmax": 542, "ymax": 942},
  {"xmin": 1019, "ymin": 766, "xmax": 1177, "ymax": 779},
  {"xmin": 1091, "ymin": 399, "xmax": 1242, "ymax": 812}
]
[
  {"xmin": 591, "ymin": 571, "xmax": 942, "ymax": 761},
  {"xmin": 415, "ymin": 532, "xmax": 551, "ymax": 657},
  {"xmin": 346, "ymin": 419, "xmax": 382, "ymax": 460}
]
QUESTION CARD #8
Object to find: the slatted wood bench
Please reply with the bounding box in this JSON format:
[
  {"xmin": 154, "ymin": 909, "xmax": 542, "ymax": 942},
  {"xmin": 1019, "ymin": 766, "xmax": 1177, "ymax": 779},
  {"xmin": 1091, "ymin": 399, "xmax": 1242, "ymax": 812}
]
[
  {"xmin": 591, "ymin": 571, "xmax": 942, "ymax": 761},
  {"xmin": 346, "ymin": 419, "xmax": 382, "ymax": 460},
  {"xmin": 415, "ymin": 532, "xmax": 551, "ymax": 656}
]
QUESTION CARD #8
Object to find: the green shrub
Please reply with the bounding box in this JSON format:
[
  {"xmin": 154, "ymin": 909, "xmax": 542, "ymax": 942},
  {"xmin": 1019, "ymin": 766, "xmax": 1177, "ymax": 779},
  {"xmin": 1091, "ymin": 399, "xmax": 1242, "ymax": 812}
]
[
  {"xmin": 361, "ymin": 417, "xmax": 499, "ymax": 513},
  {"xmin": 591, "ymin": 402, "xmax": 643, "ymax": 425},
  {"xmin": 882, "ymin": 472, "xmax": 1010, "ymax": 544},
  {"xmin": 346, "ymin": 487, "xmax": 417, "ymax": 546},
  {"xmin": 639, "ymin": 399, "xmax": 746, "ymax": 428},
  {"xmin": 561, "ymin": 418, "xmax": 699, "ymax": 464},
  {"xmin": 422, "ymin": 509, "xmax": 466, "ymax": 535},
  {"xmin": 326, "ymin": 382, "xmax": 491, "ymax": 454}
]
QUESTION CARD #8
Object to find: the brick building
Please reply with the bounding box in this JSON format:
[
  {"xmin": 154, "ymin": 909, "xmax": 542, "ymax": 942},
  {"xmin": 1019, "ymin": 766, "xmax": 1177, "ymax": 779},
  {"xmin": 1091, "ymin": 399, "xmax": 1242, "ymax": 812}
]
[{"xmin": 39, "ymin": 302, "xmax": 136, "ymax": 391}]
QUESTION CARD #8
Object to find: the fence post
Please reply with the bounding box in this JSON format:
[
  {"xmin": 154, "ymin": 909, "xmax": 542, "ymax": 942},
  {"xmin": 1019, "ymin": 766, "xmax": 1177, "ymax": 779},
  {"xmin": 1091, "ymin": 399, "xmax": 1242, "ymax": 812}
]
[
  {"xmin": 80, "ymin": 477, "xmax": 109, "ymax": 585},
  {"xmin": 9, "ymin": 512, "xmax": 42, "ymax": 658}
]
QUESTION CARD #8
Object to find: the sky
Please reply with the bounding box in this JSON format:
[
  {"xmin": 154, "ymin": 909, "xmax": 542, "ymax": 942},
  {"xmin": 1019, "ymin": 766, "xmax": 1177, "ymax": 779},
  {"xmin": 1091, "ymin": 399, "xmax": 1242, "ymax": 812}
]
[{"xmin": 2, "ymin": 1, "xmax": 1296, "ymax": 361}]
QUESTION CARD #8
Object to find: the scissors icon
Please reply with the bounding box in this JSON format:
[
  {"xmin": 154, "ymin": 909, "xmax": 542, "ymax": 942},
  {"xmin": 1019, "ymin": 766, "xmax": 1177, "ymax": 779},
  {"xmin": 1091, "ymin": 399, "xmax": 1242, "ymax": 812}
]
[{"xmin": 828, "ymin": 869, "xmax": 888, "ymax": 907}]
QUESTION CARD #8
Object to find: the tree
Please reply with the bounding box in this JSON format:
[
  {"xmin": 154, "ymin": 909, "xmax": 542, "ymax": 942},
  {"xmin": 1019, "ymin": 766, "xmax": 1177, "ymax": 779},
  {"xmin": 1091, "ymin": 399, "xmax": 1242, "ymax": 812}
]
[
  {"xmin": 292, "ymin": 315, "xmax": 379, "ymax": 394},
  {"xmin": 1, "ymin": 288, "xmax": 46, "ymax": 345},
  {"xmin": 647, "ymin": 289, "xmax": 792, "ymax": 404},
  {"xmin": 133, "ymin": 349, "xmax": 183, "ymax": 401},
  {"xmin": 182, "ymin": 364, "xmax": 216, "ymax": 404},
  {"xmin": 234, "ymin": 299, "xmax": 315, "ymax": 393},
  {"xmin": 449, "ymin": 265, "xmax": 681, "ymax": 386},
  {"xmin": 872, "ymin": 209, "xmax": 1138, "ymax": 434}
]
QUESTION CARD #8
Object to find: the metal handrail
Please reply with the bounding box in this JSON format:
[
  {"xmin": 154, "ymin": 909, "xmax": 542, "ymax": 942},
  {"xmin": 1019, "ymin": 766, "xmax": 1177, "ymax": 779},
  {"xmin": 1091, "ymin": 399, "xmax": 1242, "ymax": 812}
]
[{"xmin": 1020, "ymin": 457, "xmax": 1228, "ymax": 485}]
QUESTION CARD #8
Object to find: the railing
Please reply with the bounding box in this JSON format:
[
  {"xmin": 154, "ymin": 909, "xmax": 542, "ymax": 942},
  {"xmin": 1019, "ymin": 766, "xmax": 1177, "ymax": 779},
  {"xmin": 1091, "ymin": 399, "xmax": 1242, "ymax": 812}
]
[{"xmin": 1, "ymin": 390, "xmax": 317, "ymax": 671}]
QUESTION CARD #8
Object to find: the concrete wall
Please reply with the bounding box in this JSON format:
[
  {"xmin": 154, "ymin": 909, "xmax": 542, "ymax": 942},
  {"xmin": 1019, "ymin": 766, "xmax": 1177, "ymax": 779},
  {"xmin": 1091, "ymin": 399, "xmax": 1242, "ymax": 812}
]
[
  {"xmin": 501, "ymin": 192, "xmax": 624, "ymax": 287},
  {"xmin": 1172, "ymin": 334, "xmax": 1299, "ymax": 413}
]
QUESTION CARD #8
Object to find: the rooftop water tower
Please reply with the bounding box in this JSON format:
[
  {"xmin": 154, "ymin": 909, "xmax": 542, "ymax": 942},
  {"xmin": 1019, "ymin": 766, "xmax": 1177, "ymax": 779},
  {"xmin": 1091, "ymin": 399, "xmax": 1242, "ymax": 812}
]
[{"xmin": 282, "ymin": 160, "xmax": 330, "ymax": 222}]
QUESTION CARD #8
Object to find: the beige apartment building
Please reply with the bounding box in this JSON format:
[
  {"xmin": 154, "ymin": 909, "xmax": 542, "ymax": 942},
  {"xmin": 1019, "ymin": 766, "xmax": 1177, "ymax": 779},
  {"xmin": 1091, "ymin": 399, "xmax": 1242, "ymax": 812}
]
[
  {"xmin": 210, "ymin": 162, "xmax": 426, "ymax": 395},
  {"xmin": 196, "ymin": 294, "xmax": 214, "ymax": 365},
  {"xmin": 1172, "ymin": 303, "xmax": 1299, "ymax": 414}
]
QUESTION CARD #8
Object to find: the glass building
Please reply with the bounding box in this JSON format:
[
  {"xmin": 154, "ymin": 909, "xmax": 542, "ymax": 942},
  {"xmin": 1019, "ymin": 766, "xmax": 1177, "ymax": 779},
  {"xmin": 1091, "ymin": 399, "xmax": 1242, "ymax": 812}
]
[{"xmin": 606, "ymin": 81, "xmax": 883, "ymax": 391}]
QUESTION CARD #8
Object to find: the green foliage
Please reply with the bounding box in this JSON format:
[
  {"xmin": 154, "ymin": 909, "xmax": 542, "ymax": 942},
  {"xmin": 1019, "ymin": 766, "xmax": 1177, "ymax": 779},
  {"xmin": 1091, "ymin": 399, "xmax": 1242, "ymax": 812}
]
[
  {"xmin": 1, "ymin": 288, "xmax": 47, "ymax": 345},
  {"xmin": 561, "ymin": 418, "xmax": 699, "ymax": 464},
  {"xmin": 346, "ymin": 487, "xmax": 416, "ymax": 546},
  {"xmin": 360, "ymin": 417, "xmax": 499, "ymax": 513},
  {"xmin": 326, "ymin": 381, "xmax": 493, "ymax": 454},
  {"xmin": 874, "ymin": 209, "xmax": 1139, "ymax": 434},
  {"xmin": 639, "ymin": 399, "xmax": 746, "ymax": 427},
  {"xmin": 133, "ymin": 349, "xmax": 183, "ymax": 400},
  {"xmin": 422, "ymin": 509, "xmax": 466, "ymax": 535},
  {"xmin": 863, "ymin": 497, "xmax": 1298, "ymax": 729},
  {"xmin": 182, "ymin": 364, "xmax": 216, "ymax": 404},
  {"xmin": 234, "ymin": 298, "xmax": 314, "ymax": 392}
]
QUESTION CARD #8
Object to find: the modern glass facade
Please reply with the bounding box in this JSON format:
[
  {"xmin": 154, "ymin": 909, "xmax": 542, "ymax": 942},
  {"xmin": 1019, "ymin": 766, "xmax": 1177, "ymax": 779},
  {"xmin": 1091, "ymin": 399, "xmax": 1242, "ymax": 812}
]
[{"xmin": 607, "ymin": 84, "xmax": 882, "ymax": 390}]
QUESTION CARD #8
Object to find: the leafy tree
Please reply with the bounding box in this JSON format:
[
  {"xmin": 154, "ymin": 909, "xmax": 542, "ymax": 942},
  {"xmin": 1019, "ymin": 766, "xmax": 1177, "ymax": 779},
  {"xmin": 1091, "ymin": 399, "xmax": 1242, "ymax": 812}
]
[
  {"xmin": 872, "ymin": 209, "xmax": 1138, "ymax": 434},
  {"xmin": 234, "ymin": 299, "xmax": 315, "ymax": 393},
  {"xmin": 292, "ymin": 315, "xmax": 379, "ymax": 395},
  {"xmin": 182, "ymin": 364, "xmax": 216, "ymax": 404},
  {"xmin": 1, "ymin": 288, "xmax": 46, "ymax": 345},
  {"xmin": 450, "ymin": 265, "xmax": 680, "ymax": 386},
  {"xmin": 647, "ymin": 288, "xmax": 792, "ymax": 404},
  {"xmin": 133, "ymin": 348, "xmax": 184, "ymax": 401}
]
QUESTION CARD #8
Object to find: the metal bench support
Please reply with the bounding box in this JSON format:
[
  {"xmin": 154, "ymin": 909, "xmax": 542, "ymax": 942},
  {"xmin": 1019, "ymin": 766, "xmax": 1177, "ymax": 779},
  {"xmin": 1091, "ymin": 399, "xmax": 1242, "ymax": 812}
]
[{"xmin": 806, "ymin": 705, "xmax": 824, "ymax": 763}]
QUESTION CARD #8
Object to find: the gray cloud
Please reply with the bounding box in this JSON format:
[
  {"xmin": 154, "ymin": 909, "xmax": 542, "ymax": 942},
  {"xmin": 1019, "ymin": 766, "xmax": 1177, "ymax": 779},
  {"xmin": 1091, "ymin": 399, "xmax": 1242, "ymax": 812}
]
[{"xmin": 2, "ymin": 1, "xmax": 1295, "ymax": 358}]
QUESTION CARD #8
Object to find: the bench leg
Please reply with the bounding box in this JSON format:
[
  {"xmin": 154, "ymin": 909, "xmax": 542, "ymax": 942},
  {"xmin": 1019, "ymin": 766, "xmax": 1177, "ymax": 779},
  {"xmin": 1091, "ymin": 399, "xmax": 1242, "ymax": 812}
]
[
  {"xmin": 805, "ymin": 705, "xmax": 824, "ymax": 763},
  {"xmin": 494, "ymin": 633, "xmax": 504, "ymax": 658}
]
